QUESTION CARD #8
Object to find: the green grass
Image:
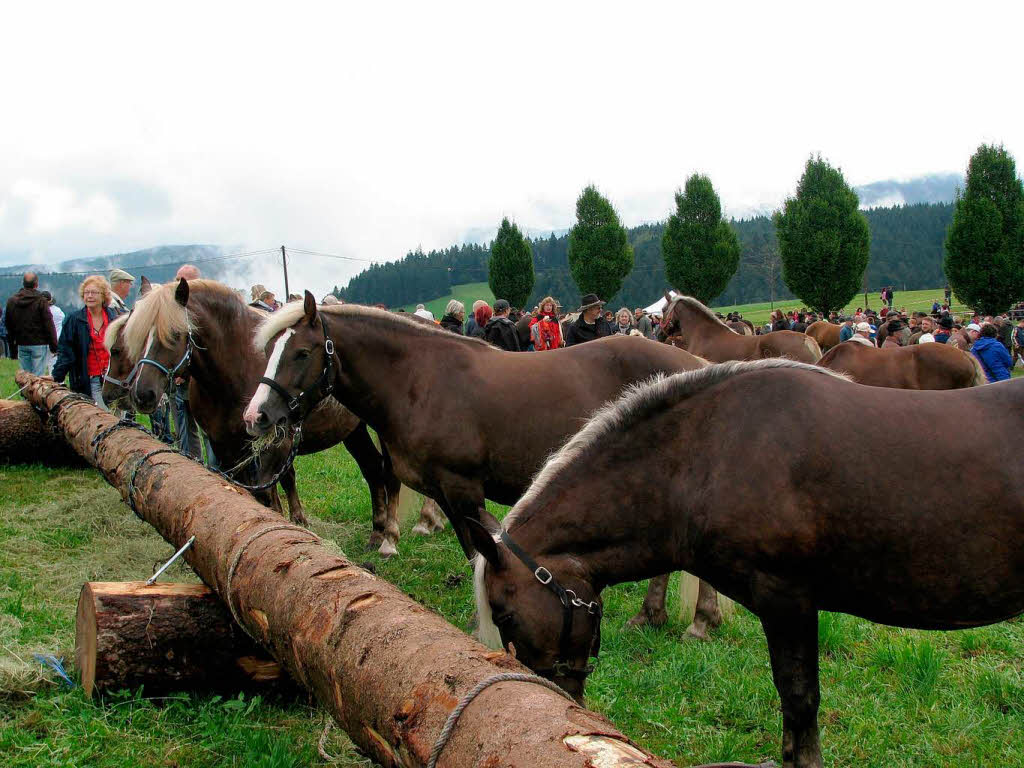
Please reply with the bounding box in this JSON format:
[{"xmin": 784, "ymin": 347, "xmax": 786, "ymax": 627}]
[
  {"xmin": 3, "ymin": 356, "xmax": 1024, "ymax": 766},
  {"xmin": 399, "ymin": 281, "xmax": 494, "ymax": 319}
]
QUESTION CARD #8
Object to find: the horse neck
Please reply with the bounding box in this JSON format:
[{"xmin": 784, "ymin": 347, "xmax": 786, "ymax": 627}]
[
  {"xmin": 188, "ymin": 300, "xmax": 262, "ymax": 402},
  {"xmin": 678, "ymin": 304, "xmax": 728, "ymax": 346}
]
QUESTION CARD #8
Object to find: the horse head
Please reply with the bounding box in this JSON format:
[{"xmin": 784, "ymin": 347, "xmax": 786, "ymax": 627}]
[
  {"xmin": 469, "ymin": 511, "xmax": 602, "ymax": 704},
  {"xmin": 658, "ymin": 292, "xmax": 682, "ymax": 341},
  {"xmin": 101, "ymin": 314, "xmax": 134, "ymax": 408},
  {"xmin": 244, "ymin": 290, "xmax": 337, "ymax": 436},
  {"xmin": 129, "ymin": 278, "xmax": 195, "ymax": 413}
]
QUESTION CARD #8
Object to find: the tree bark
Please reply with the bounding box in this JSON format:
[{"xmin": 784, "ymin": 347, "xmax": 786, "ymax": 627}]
[
  {"xmin": 76, "ymin": 581, "xmax": 289, "ymax": 697},
  {"xmin": 0, "ymin": 399, "xmax": 87, "ymax": 467},
  {"xmin": 17, "ymin": 372, "xmax": 684, "ymax": 768}
]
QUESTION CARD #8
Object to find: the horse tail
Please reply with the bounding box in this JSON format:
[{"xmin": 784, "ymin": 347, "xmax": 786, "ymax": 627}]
[
  {"xmin": 679, "ymin": 571, "xmax": 699, "ymax": 626},
  {"xmin": 803, "ymin": 335, "xmax": 823, "ymax": 362},
  {"xmin": 967, "ymin": 351, "xmax": 989, "ymax": 386}
]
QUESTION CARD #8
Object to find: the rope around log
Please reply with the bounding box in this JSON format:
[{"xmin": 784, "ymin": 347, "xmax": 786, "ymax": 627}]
[
  {"xmin": 225, "ymin": 523, "xmax": 320, "ymax": 641},
  {"xmin": 427, "ymin": 673, "xmax": 574, "ymax": 768}
]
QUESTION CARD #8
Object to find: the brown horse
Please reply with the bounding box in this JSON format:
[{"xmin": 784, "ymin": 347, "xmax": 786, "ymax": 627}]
[
  {"xmin": 122, "ymin": 279, "xmax": 408, "ymax": 551},
  {"xmin": 661, "ymin": 294, "xmax": 821, "ymax": 363},
  {"xmin": 727, "ymin": 320, "xmax": 753, "ymax": 336},
  {"xmin": 804, "ymin": 320, "xmax": 841, "ymax": 351},
  {"xmin": 471, "ymin": 359, "xmax": 1024, "ymax": 768},
  {"xmin": 818, "ymin": 341, "xmax": 987, "ymax": 389}
]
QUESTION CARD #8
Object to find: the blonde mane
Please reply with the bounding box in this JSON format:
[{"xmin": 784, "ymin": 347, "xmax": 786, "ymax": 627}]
[
  {"xmin": 253, "ymin": 302, "xmax": 491, "ymax": 351},
  {"xmin": 123, "ymin": 279, "xmax": 239, "ymax": 360},
  {"xmin": 673, "ymin": 295, "xmax": 732, "ymax": 329},
  {"xmin": 103, "ymin": 313, "xmax": 130, "ymax": 353},
  {"xmin": 502, "ymin": 358, "xmax": 850, "ymax": 532}
]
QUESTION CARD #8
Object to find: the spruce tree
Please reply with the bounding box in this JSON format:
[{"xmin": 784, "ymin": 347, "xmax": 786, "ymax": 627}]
[
  {"xmin": 487, "ymin": 218, "xmax": 535, "ymax": 309},
  {"xmin": 944, "ymin": 144, "xmax": 1024, "ymax": 314},
  {"xmin": 567, "ymin": 185, "xmax": 634, "ymax": 302},
  {"xmin": 774, "ymin": 156, "xmax": 870, "ymax": 314},
  {"xmin": 662, "ymin": 174, "xmax": 740, "ymax": 304}
]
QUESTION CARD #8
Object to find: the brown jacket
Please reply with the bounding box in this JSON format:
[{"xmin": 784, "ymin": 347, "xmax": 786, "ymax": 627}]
[{"xmin": 4, "ymin": 288, "xmax": 58, "ymax": 354}]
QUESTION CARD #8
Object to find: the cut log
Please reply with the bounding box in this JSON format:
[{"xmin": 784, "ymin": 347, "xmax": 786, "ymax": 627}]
[
  {"xmin": 76, "ymin": 581, "xmax": 288, "ymax": 697},
  {"xmin": 18, "ymin": 371, "xmax": 760, "ymax": 768},
  {"xmin": 0, "ymin": 399, "xmax": 87, "ymax": 467}
]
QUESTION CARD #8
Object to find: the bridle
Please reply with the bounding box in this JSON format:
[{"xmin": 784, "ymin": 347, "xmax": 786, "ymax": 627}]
[
  {"xmin": 258, "ymin": 317, "xmax": 335, "ymax": 418},
  {"xmin": 498, "ymin": 529, "xmax": 602, "ymax": 680},
  {"xmin": 122, "ymin": 310, "xmax": 200, "ymax": 397}
]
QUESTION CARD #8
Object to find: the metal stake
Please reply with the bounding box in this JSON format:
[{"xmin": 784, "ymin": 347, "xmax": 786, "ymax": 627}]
[{"xmin": 146, "ymin": 535, "xmax": 196, "ymax": 585}]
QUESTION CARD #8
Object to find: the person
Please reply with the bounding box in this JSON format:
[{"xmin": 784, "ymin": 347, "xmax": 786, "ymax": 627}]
[
  {"xmin": 634, "ymin": 307, "xmax": 653, "ymax": 338},
  {"xmin": 613, "ymin": 308, "xmax": 634, "ymax": 335},
  {"xmin": 44, "ymin": 292, "xmax": 65, "ymax": 375},
  {"xmin": 848, "ymin": 321, "xmax": 874, "ymax": 346},
  {"xmin": 881, "ymin": 320, "xmax": 904, "ymax": 349},
  {"xmin": 469, "ymin": 302, "xmax": 491, "ymax": 339},
  {"xmin": 564, "ymin": 294, "xmax": 612, "ymax": 346},
  {"xmin": 109, "ymin": 268, "xmax": 135, "ymax": 315},
  {"xmin": 934, "ymin": 316, "xmax": 953, "ymax": 344},
  {"xmin": 944, "ymin": 284, "xmax": 952, "ymax": 307},
  {"xmin": 995, "ymin": 315, "xmax": 1014, "ymax": 354},
  {"xmin": 250, "ymin": 289, "xmax": 276, "ymax": 312},
  {"xmin": 0, "ymin": 306, "xmax": 8, "ymax": 359},
  {"xmin": 439, "ymin": 300, "xmax": 465, "ymax": 334},
  {"xmin": 790, "ymin": 313, "xmax": 808, "ymax": 334},
  {"xmin": 838, "ymin": 316, "xmax": 855, "ymax": 343},
  {"xmin": 1014, "ymin": 318, "xmax": 1024, "ymax": 368},
  {"xmin": 886, "ymin": 285, "xmax": 895, "ymax": 308},
  {"xmin": 51, "ymin": 275, "xmax": 117, "ymax": 407},
  {"xmin": 413, "ymin": 303, "xmax": 434, "ymax": 321},
  {"xmin": 965, "ymin": 323, "xmax": 982, "ymax": 348},
  {"xmin": 483, "ymin": 299, "xmax": 521, "ymax": 351},
  {"xmin": 5, "ymin": 272, "xmax": 58, "ymax": 375},
  {"xmin": 175, "ymin": 264, "xmax": 201, "ymax": 281},
  {"xmin": 770, "ymin": 309, "xmax": 790, "ymax": 332},
  {"xmin": 909, "ymin": 316, "xmax": 935, "ymax": 345},
  {"xmin": 322, "ymin": 294, "xmax": 341, "ymax": 305},
  {"xmin": 530, "ymin": 296, "xmax": 562, "ymax": 351},
  {"xmin": 971, "ymin": 323, "xmax": 1013, "ymax": 382},
  {"xmin": 603, "ymin": 309, "xmax": 615, "ymax": 326}
]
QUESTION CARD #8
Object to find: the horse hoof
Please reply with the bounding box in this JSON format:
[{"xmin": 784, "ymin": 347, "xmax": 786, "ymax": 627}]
[
  {"xmin": 378, "ymin": 540, "xmax": 398, "ymax": 558},
  {"xmin": 291, "ymin": 514, "xmax": 310, "ymax": 527},
  {"xmin": 366, "ymin": 533, "xmax": 384, "ymax": 550},
  {"xmin": 410, "ymin": 523, "xmax": 431, "ymax": 536},
  {"xmin": 683, "ymin": 623, "xmax": 710, "ymax": 641}
]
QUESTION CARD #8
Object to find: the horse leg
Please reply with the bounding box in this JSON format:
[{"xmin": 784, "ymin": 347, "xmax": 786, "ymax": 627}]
[
  {"xmin": 411, "ymin": 497, "xmax": 446, "ymax": 535},
  {"xmin": 342, "ymin": 424, "xmax": 400, "ymax": 557},
  {"xmin": 685, "ymin": 579, "xmax": 725, "ymax": 640},
  {"xmin": 626, "ymin": 574, "xmax": 670, "ymax": 628},
  {"xmin": 278, "ymin": 466, "xmax": 308, "ymax": 527},
  {"xmin": 761, "ymin": 610, "xmax": 823, "ymax": 768}
]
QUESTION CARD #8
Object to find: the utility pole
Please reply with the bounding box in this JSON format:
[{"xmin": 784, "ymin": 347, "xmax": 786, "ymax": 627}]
[{"xmin": 281, "ymin": 246, "xmax": 290, "ymax": 299}]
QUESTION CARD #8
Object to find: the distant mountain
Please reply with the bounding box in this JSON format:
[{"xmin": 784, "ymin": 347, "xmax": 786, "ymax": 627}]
[
  {"xmin": 0, "ymin": 245, "xmax": 230, "ymax": 312},
  {"xmin": 855, "ymin": 173, "xmax": 962, "ymax": 209}
]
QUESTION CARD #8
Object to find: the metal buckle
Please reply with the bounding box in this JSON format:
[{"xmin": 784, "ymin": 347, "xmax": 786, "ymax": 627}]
[
  {"xmin": 324, "ymin": 338, "xmax": 335, "ymax": 356},
  {"xmin": 534, "ymin": 567, "xmax": 552, "ymax": 585}
]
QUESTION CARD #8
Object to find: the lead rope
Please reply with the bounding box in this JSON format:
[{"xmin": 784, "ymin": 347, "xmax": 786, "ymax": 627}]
[{"xmin": 426, "ymin": 673, "xmax": 574, "ymax": 768}]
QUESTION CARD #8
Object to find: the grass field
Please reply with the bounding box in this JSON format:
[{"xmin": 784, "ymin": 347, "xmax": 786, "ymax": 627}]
[
  {"xmin": 402, "ymin": 283, "xmax": 967, "ymax": 327},
  {"xmin": 2, "ymin": 357, "xmax": 1024, "ymax": 767}
]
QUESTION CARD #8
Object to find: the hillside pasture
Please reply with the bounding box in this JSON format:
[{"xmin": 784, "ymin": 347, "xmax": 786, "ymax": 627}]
[{"xmin": 2, "ymin": 358, "xmax": 1023, "ymax": 766}]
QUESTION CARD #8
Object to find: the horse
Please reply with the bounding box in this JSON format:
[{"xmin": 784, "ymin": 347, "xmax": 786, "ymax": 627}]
[
  {"xmin": 818, "ymin": 341, "xmax": 987, "ymax": 389},
  {"xmin": 471, "ymin": 359, "xmax": 1024, "ymax": 768},
  {"xmin": 727, "ymin": 320, "xmax": 753, "ymax": 336},
  {"xmin": 660, "ymin": 294, "xmax": 821, "ymax": 363},
  {"xmin": 242, "ymin": 293, "xmax": 710, "ymax": 624},
  {"xmin": 121, "ymin": 278, "xmax": 412, "ymax": 553},
  {"xmin": 804, "ymin": 320, "xmax": 841, "ymax": 351}
]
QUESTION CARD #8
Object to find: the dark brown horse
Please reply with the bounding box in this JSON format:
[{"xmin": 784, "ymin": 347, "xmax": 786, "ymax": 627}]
[
  {"xmin": 804, "ymin": 320, "xmax": 841, "ymax": 351},
  {"xmin": 122, "ymin": 279, "xmax": 406, "ymax": 550},
  {"xmin": 818, "ymin": 341, "xmax": 987, "ymax": 389},
  {"xmin": 471, "ymin": 359, "xmax": 1024, "ymax": 768},
  {"xmin": 661, "ymin": 294, "xmax": 821, "ymax": 363}
]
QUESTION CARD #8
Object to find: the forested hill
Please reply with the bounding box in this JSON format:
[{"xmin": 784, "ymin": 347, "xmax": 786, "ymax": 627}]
[{"xmin": 338, "ymin": 202, "xmax": 954, "ymax": 311}]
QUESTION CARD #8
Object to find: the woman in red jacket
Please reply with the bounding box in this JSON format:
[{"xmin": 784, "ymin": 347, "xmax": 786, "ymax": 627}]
[{"xmin": 529, "ymin": 296, "xmax": 562, "ymax": 350}]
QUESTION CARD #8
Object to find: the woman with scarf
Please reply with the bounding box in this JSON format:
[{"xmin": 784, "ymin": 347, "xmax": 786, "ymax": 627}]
[
  {"xmin": 529, "ymin": 296, "xmax": 562, "ymax": 350},
  {"xmin": 51, "ymin": 275, "xmax": 118, "ymax": 407}
]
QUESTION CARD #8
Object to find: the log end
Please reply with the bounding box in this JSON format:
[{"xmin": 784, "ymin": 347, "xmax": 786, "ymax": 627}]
[{"xmin": 75, "ymin": 583, "xmax": 98, "ymax": 697}]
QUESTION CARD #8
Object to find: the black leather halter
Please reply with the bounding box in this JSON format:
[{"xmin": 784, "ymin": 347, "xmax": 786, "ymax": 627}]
[
  {"xmin": 259, "ymin": 317, "xmax": 335, "ymax": 417},
  {"xmin": 498, "ymin": 529, "xmax": 601, "ymax": 680}
]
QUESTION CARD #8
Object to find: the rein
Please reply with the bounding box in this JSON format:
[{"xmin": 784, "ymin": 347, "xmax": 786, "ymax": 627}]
[
  {"xmin": 259, "ymin": 316, "xmax": 335, "ymax": 417},
  {"xmin": 497, "ymin": 529, "xmax": 601, "ymax": 680}
]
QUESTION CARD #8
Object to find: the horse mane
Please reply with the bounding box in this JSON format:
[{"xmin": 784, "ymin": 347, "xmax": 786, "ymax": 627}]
[
  {"xmin": 674, "ymin": 295, "xmax": 732, "ymax": 330},
  {"xmin": 503, "ymin": 359, "xmax": 851, "ymax": 533},
  {"xmin": 103, "ymin": 313, "xmax": 130, "ymax": 353},
  {"xmin": 123, "ymin": 279, "xmax": 247, "ymax": 360},
  {"xmin": 253, "ymin": 302, "xmax": 492, "ymax": 351}
]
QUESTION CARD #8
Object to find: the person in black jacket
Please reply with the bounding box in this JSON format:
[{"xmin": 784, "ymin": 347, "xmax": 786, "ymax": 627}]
[
  {"xmin": 52, "ymin": 276, "xmax": 117, "ymax": 406},
  {"xmin": 439, "ymin": 300, "xmax": 465, "ymax": 334},
  {"xmin": 564, "ymin": 294, "xmax": 612, "ymax": 346},
  {"xmin": 483, "ymin": 299, "xmax": 521, "ymax": 351},
  {"xmin": 5, "ymin": 272, "xmax": 58, "ymax": 373}
]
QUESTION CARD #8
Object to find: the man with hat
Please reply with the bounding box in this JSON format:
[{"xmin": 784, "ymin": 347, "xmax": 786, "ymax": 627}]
[
  {"xmin": 838, "ymin": 316, "xmax": 855, "ymax": 344},
  {"xmin": 848, "ymin": 321, "xmax": 875, "ymax": 346},
  {"xmin": 109, "ymin": 268, "xmax": 135, "ymax": 315},
  {"xmin": 483, "ymin": 299, "xmax": 521, "ymax": 351},
  {"xmin": 564, "ymin": 293, "xmax": 612, "ymax": 347},
  {"xmin": 934, "ymin": 315, "xmax": 953, "ymax": 344}
]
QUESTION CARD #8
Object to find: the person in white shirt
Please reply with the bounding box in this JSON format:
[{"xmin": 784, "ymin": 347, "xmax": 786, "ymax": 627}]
[
  {"xmin": 848, "ymin": 321, "xmax": 875, "ymax": 346},
  {"xmin": 413, "ymin": 303, "xmax": 435, "ymax": 321},
  {"xmin": 44, "ymin": 292, "xmax": 65, "ymax": 374}
]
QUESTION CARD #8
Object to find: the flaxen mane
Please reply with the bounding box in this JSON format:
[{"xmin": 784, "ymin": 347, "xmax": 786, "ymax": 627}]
[
  {"xmin": 675, "ymin": 296, "xmax": 732, "ymax": 329},
  {"xmin": 253, "ymin": 303, "xmax": 491, "ymax": 351},
  {"xmin": 103, "ymin": 313, "xmax": 130, "ymax": 353}
]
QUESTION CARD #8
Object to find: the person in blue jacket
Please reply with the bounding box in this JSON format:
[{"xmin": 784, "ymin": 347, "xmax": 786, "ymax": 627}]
[{"xmin": 971, "ymin": 323, "xmax": 1014, "ymax": 382}]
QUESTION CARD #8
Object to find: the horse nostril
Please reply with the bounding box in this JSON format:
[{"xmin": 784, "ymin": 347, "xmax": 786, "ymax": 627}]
[{"xmin": 255, "ymin": 411, "xmax": 269, "ymax": 426}]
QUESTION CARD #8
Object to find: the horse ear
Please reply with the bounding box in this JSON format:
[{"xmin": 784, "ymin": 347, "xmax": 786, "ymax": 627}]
[
  {"xmin": 139, "ymin": 276, "xmax": 152, "ymax": 297},
  {"xmin": 175, "ymin": 277, "xmax": 189, "ymax": 307},
  {"xmin": 664, "ymin": 290, "xmax": 673, "ymax": 303},
  {"xmin": 303, "ymin": 290, "xmax": 317, "ymax": 324},
  {"xmin": 465, "ymin": 513, "xmax": 506, "ymax": 571}
]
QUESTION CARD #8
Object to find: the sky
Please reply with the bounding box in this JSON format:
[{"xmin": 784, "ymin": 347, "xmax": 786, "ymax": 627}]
[{"xmin": 1, "ymin": 0, "xmax": 1021, "ymax": 296}]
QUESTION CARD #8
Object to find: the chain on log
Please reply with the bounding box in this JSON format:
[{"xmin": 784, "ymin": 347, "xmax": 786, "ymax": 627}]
[{"xmin": 17, "ymin": 372, "xmax": 695, "ymax": 768}]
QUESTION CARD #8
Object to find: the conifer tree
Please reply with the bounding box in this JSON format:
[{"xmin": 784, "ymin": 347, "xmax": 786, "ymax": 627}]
[
  {"xmin": 774, "ymin": 156, "xmax": 870, "ymax": 314},
  {"xmin": 944, "ymin": 144, "xmax": 1024, "ymax": 314},
  {"xmin": 662, "ymin": 174, "xmax": 740, "ymax": 304},
  {"xmin": 567, "ymin": 185, "xmax": 634, "ymax": 302},
  {"xmin": 487, "ymin": 218, "xmax": 535, "ymax": 309}
]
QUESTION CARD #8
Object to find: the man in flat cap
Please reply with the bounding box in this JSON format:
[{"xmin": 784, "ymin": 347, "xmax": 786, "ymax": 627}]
[{"xmin": 109, "ymin": 268, "xmax": 135, "ymax": 315}]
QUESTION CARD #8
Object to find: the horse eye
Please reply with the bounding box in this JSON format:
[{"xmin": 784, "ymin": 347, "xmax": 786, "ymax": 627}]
[{"xmin": 296, "ymin": 349, "xmax": 311, "ymax": 360}]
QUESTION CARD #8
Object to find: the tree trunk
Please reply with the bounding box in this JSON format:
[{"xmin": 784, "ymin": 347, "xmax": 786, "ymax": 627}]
[
  {"xmin": 0, "ymin": 399, "xmax": 87, "ymax": 467},
  {"xmin": 17, "ymin": 372, "xmax": 686, "ymax": 768},
  {"xmin": 76, "ymin": 581, "xmax": 289, "ymax": 697}
]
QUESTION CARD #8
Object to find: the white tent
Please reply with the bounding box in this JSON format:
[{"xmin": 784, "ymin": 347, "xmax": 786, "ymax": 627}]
[{"xmin": 643, "ymin": 291, "xmax": 678, "ymax": 316}]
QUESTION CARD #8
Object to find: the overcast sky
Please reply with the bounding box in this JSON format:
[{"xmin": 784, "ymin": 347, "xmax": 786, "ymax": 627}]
[{"xmin": 2, "ymin": 1, "xmax": 1021, "ymax": 294}]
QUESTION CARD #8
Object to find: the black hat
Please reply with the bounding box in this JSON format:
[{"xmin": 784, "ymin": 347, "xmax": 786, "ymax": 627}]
[
  {"xmin": 938, "ymin": 316, "xmax": 954, "ymax": 329},
  {"xmin": 578, "ymin": 293, "xmax": 604, "ymax": 312},
  {"xmin": 493, "ymin": 299, "xmax": 510, "ymax": 312}
]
